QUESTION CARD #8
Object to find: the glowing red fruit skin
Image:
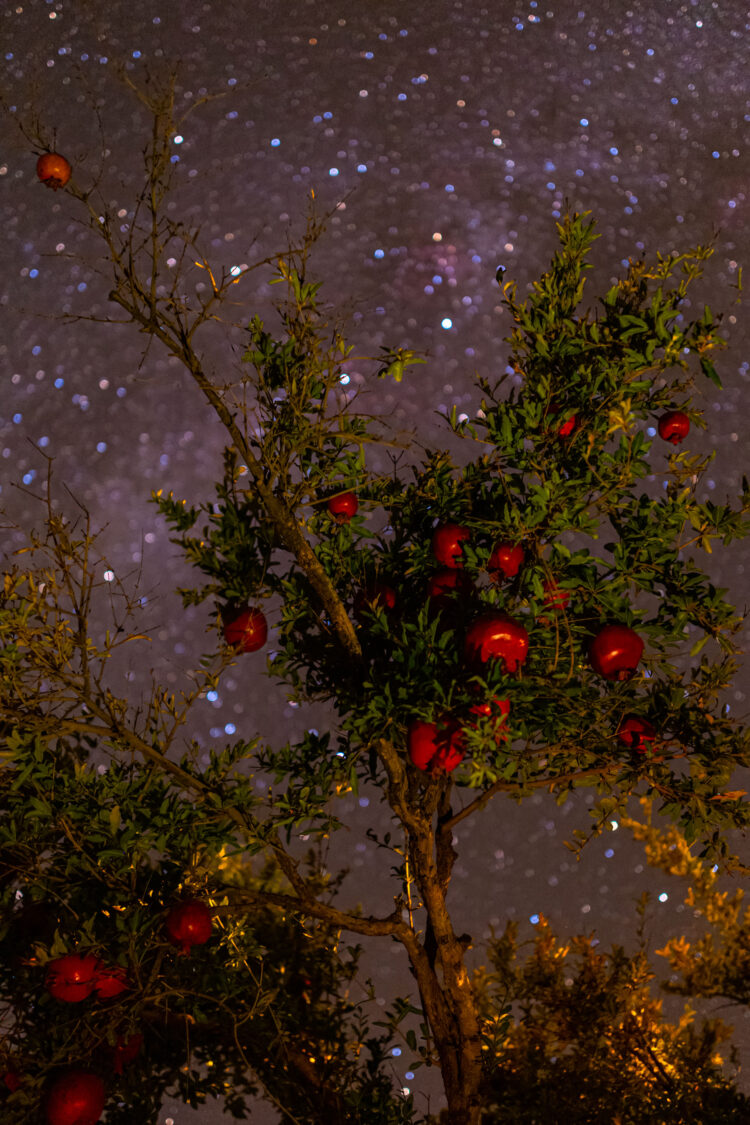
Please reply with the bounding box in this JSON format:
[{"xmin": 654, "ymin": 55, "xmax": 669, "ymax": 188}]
[
  {"xmin": 657, "ymin": 411, "xmax": 690, "ymax": 445},
  {"xmin": 432, "ymin": 522, "xmax": 471, "ymax": 568},
  {"xmin": 542, "ymin": 579, "xmax": 571, "ymax": 610},
  {"xmin": 469, "ymin": 696, "xmax": 511, "ymax": 741},
  {"xmin": 426, "ymin": 568, "xmax": 473, "ymax": 602},
  {"xmin": 464, "ymin": 612, "xmax": 529, "ymax": 673},
  {"xmin": 407, "ymin": 721, "xmax": 438, "ymax": 771},
  {"xmin": 547, "ymin": 403, "xmax": 577, "ymax": 437},
  {"xmin": 589, "ymin": 624, "xmax": 644, "ymax": 681},
  {"xmin": 46, "ymin": 953, "xmax": 100, "ymax": 1003},
  {"xmin": 36, "ymin": 152, "xmax": 72, "ymax": 190},
  {"xmin": 407, "ymin": 720, "xmax": 466, "ymax": 774},
  {"xmin": 3, "ymin": 1068, "xmax": 22, "ymax": 1092},
  {"xmin": 222, "ymin": 607, "xmax": 268, "ymax": 653},
  {"xmin": 326, "ymin": 491, "xmax": 358, "ymax": 523},
  {"xmin": 111, "ymin": 1033, "xmax": 143, "ymax": 1076},
  {"xmin": 165, "ymin": 900, "xmax": 213, "ymax": 956},
  {"xmin": 92, "ymin": 964, "xmax": 130, "ymax": 999},
  {"xmin": 616, "ymin": 715, "xmax": 656, "ymax": 753},
  {"xmin": 488, "ymin": 543, "xmax": 524, "ymax": 580},
  {"xmin": 45, "ymin": 1069, "xmax": 105, "ymax": 1125},
  {"xmin": 470, "ymin": 697, "xmax": 510, "ymax": 722}
]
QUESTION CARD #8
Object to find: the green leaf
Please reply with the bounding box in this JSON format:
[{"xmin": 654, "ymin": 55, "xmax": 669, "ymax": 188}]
[{"xmin": 700, "ymin": 356, "xmax": 722, "ymax": 388}]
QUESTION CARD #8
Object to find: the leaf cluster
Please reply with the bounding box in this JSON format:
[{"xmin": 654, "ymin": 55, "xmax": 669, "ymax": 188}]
[{"xmin": 153, "ymin": 213, "xmax": 750, "ymax": 863}]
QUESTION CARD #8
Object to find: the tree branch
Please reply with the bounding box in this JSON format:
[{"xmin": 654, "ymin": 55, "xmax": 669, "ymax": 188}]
[
  {"xmin": 443, "ymin": 760, "xmax": 626, "ymax": 833},
  {"xmin": 107, "ymin": 287, "xmax": 362, "ymax": 664},
  {"xmin": 212, "ymin": 888, "xmax": 405, "ymax": 939}
]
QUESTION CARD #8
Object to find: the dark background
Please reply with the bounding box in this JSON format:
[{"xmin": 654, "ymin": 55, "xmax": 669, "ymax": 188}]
[{"xmin": 1, "ymin": 1, "xmax": 749, "ymax": 1120}]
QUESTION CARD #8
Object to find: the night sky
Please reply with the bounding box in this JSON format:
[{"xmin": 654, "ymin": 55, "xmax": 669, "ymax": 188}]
[{"xmin": 2, "ymin": 1, "xmax": 750, "ymax": 1120}]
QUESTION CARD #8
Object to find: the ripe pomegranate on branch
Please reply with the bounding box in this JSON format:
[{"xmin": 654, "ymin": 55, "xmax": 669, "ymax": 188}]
[{"xmin": 2, "ymin": 69, "xmax": 750, "ymax": 1125}]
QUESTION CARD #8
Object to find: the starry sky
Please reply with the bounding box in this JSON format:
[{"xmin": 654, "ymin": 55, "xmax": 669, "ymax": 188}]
[{"xmin": 2, "ymin": 1, "xmax": 750, "ymax": 1120}]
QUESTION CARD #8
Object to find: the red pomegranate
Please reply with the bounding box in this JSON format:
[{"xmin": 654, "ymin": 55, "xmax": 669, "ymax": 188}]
[
  {"xmin": 165, "ymin": 899, "xmax": 213, "ymax": 956},
  {"xmin": 92, "ymin": 963, "xmax": 130, "ymax": 999},
  {"xmin": 46, "ymin": 953, "xmax": 101, "ymax": 1003},
  {"xmin": 547, "ymin": 403, "xmax": 577, "ymax": 437},
  {"xmin": 542, "ymin": 579, "xmax": 571, "ymax": 611},
  {"xmin": 353, "ymin": 583, "xmax": 397, "ymax": 620},
  {"xmin": 111, "ymin": 1033, "xmax": 143, "ymax": 1076},
  {"xmin": 432, "ymin": 522, "xmax": 471, "ymax": 568},
  {"xmin": 468, "ymin": 696, "xmax": 511, "ymax": 741},
  {"xmin": 488, "ymin": 543, "xmax": 524, "ymax": 581},
  {"xmin": 616, "ymin": 715, "xmax": 656, "ymax": 753},
  {"xmin": 407, "ymin": 719, "xmax": 466, "ymax": 774},
  {"xmin": 45, "ymin": 1069, "xmax": 105, "ymax": 1125},
  {"xmin": 222, "ymin": 606, "xmax": 268, "ymax": 653},
  {"xmin": 589, "ymin": 624, "xmax": 644, "ymax": 681},
  {"xmin": 36, "ymin": 152, "xmax": 72, "ymax": 190},
  {"xmin": 464, "ymin": 612, "xmax": 529, "ymax": 673},
  {"xmin": 657, "ymin": 410, "xmax": 690, "ymax": 445},
  {"xmin": 426, "ymin": 568, "xmax": 473, "ymax": 603},
  {"xmin": 3, "ymin": 1067, "xmax": 22, "ymax": 1092},
  {"xmin": 326, "ymin": 491, "xmax": 358, "ymax": 523}
]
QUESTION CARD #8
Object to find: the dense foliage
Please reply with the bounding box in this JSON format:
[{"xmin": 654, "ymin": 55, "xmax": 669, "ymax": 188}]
[{"xmin": 2, "ymin": 70, "xmax": 750, "ymax": 1124}]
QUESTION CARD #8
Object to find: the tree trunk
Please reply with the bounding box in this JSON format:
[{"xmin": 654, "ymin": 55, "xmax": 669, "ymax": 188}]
[{"xmin": 404, "ymin": 819, "xmax": 484, "ymax": 1125}]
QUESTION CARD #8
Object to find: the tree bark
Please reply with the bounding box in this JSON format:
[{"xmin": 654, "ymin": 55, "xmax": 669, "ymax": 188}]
[{"xmin": 407, "ymin": 830, "xmax": 484, "ymax": 1125}]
